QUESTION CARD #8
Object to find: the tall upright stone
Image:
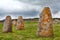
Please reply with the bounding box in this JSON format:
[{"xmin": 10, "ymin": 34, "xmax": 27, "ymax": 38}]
[
  {"xmin": 3, "ymin": 16, "xmax": 12, "ymax": 33},
  {"xmin": 38, "ymin": 7, "xmax": 53, "ymax": 37},
  {"xmin": 16, "ymin": 16, "xmax": 24, "ymax": 30}
]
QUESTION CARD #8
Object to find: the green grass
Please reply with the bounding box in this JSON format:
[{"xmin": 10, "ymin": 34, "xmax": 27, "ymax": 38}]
[{"xmin": 0, "ymin": 21, "xmax": 60, "ymax": 40}]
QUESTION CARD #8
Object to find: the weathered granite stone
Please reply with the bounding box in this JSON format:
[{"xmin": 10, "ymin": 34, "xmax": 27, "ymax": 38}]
[
  {"xmin": 12, "ymin": 20, "xmax": 17, "ymax": 26},
  {"xmin": 16, "ymin": 16, "xmax": 24, "ymax": 30},
  {"xmin": 38, "ymin": 7, "xmax": 53, "ymax": 37},
  {"xmin": 3, "ymin": 16, "xmax": 12, "ymax": 33}
]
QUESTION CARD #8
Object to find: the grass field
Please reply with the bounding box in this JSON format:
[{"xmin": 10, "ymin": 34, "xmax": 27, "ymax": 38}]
[{"xmin": 0, "ymin": 21, "xmax": 60, "ymax": 40}]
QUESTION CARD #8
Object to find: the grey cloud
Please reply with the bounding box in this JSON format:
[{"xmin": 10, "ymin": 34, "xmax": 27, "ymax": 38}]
[
  {"xmin": 4, "ymin": 10, "xmax": 39, "ymax": 17},
  {"xmin": 0, "ymin": 0, "xmax": 60, "ymax": 20},
  {"xmin": 18, "ymin": 0, "xmax": 60, "ymax": 14},
  {"xmin": 13, "ymin": 10, "xmax": 39, "ymax": 17},
  {"xmin": 0, "ymin": 9, "xmax": 39, "ymax": 19}
]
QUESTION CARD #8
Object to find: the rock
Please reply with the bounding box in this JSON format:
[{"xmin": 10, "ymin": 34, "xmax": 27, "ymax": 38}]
[
  {"xmin": 16, "ymin": 16, "xmax": 24, "ymax": 30},
  {"xmin": 3, "ymin": 16, "xmax": 12, "ymax": 33},
  {"xmin": 12, "ymin": 19, "xmax": 17, "ymax": 26},
  {"xmin": 38, "ymin": 7, "xmax": 53, "ymax": 37}
]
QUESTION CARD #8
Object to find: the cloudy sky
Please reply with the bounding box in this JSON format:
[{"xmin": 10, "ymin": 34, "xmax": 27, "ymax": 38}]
[{"xmin": 0, "ymin": 0, "xmax": 60, "ymax": 20}]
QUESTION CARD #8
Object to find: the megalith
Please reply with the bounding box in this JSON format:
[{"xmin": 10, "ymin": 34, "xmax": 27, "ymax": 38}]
[
  {"xmin": 3, "ymin": 16, "xmax": 12, "ymax": 33},
  {"xmin": 16, "ymin": 16, "xmax": 24, "ymax": 30},
  {"xmin": 12, "ymin": 19, "xmax": 17, "ymax": 26},
  {"xmin": 37, "ymin": 7, "xmax": 53, "ymax": 37}
]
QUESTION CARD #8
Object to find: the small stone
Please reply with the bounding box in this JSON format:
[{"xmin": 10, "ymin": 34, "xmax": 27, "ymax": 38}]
[
  {"xmin": 16, "ymin": 16, "xmax": 24, "ymax": 30},
  {"xmin": 12, "ymin": 19, "xmax": 17, "ymax": 26},
  {"xmin": 3, "ymin": 16, "xmax": 12, "ymax": 33}
]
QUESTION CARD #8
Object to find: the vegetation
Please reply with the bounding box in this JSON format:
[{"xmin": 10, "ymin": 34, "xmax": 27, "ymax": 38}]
[{"xmin": 0, "ymin": 21, "xmax": 60, "ymax": 40}]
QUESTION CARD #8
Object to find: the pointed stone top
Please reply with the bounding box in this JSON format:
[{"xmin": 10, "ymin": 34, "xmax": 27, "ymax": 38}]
[
  {"xmin": 44, "ymin": 7, "xmax": 50, "ymax": 9},
  {"xmin": 6, "ymin": 16, "xmax": 11, "ymax": 17},
  {"xmin": 44, "ymin": 7, "xmax": 50, "ymax": 10},
  {"xmin": 18, "ymin": 16, "xmax": 23, "ymax": 19},
  {"xmin": 42, "ymin": 7, "xmax": 51, "ymax": 15},
  {"xmin": 6, "ymin": 16, "xmax": 11, "ymax": 20},
  {"xmin": 43, "ymin": 7, "xmax": 50, "ymax": 11}
]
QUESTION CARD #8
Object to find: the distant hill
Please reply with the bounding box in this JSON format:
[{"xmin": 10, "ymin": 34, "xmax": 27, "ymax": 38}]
[{"xmin": 0, "ymin": 18, "xmax": 60, "ymax": 23}]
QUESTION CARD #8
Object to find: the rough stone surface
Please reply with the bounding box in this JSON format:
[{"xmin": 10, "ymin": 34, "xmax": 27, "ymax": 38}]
[
  {"xmin": 12, "ymin": 20, "xmax": 17, "ymax": 26},
  {"xmin": 38, "ymin": 7, "xmax": 53, "ymax": 37},
  {"xmin": 16, "ymin": 16, "xmax": 24, "ymax": 30},
  {"xmin": 3, "ymin": 16, "xmax": 12, "ymax": 33}
]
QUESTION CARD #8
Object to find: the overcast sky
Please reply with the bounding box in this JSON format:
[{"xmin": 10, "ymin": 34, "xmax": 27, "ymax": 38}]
[{"xmin": 0, "ymin": 0, "xmax": 60, "ymax": 20}]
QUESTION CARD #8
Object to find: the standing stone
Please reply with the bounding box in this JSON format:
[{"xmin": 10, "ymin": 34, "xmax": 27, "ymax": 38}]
[
  {"xmin": 16, "ymin": 16, "xmax": 24, "ymax": 30},
  {"xmin": 38, "ymin": 7, "xmax": 53, "ymax": 37},
  {"xmin": 3, "ymin": 16, "xmax": 12, "ymax": 33},
  {"xmin": 12, "ymin": 19, "xmax": 17, "ymax": 26}
]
